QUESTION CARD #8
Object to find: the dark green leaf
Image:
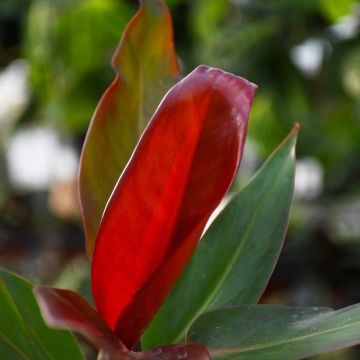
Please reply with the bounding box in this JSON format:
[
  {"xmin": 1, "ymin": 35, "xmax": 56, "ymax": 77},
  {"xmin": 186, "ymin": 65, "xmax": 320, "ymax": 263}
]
[
  {"xmin": 0, "ymin": 335, "xmax": 27, "ymax": 360},
  {"xmin": 0, "ymin": 268, "xmax": 83, "ymax": 360},
  {"xmin": 143, "ymin": 125, "xmax": 298, "ymax": 348},
  {"xmin": 187, "ymin": 304, "xmax": 360, "ymax": 359},
  {"xmin": 0, "ymin": 278, "xmax": 43, "ymax": 359}
]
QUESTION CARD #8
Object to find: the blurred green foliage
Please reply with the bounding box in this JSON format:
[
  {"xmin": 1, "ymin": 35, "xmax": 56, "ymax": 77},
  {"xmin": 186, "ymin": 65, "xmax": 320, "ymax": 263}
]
[
  {"xmin": 25, "ymin": 0, "xmax": 134, "ymax": 132},
  {"xmin": 187, "ymin": 0, "xmax": 360, "ymax": 194}
]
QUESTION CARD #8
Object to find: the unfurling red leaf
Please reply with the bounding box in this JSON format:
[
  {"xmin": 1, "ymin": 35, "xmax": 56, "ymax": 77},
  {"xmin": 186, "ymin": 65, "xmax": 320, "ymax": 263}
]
[
  {"xmin": 92, "ymin": 65, "xmax": 257, "ymax": 348},
  {"xmin": 79, "ymin": 0, "xmax": 180, "ymax": 257},
  {"xmin": 187, "ymin": 304, "xmax": 360, "ymax": 360},
  {"xmin": 34, "ymin": 287, "xmax": 125, "ymax": 352},
  {"xmin": 143, "ymin": 125, "xmax": 298, "ymax": 348}
]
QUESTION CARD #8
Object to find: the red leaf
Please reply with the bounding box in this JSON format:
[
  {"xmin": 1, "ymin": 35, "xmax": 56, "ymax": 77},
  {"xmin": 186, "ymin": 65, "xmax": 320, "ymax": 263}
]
[
  {"xmin": 92, "ymin": 65, "xmax": 257, "ymax": 348},
  {"xmin": 34, "ymin": 287, "xmax": 125, "ymax": 352}
]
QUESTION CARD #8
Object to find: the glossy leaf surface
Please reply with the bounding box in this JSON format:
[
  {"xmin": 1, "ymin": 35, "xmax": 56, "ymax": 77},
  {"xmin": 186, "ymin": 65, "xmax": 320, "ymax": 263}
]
[
  {"xmin": 34, "ymin": 287, "xmax": 124, "ymax": 352},
  {"xmin": 79, "ymin": 0, "xmax": 180, "ymax": 256},
  {"xmin": 143, "ymin": 125, "xmax": 298, "ymax": 348},
  {"xmin": 0, "ymin": 268, "xmax": 83, "ymax": 360},
  {"xmin": 92, "ymin": 65, "xmax": 257, "ymax": 348},
  {"xmin": 188, "ymin": 304, "xmax": 360, "ymax": 359}
]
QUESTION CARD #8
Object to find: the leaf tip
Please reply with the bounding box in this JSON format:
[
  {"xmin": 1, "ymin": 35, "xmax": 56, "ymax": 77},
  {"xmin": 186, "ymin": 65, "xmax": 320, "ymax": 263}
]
[
  {"xmin": 282, "ymin": 122, "xmax": 300, "ymax": 150},
  {"xmin": 193, "ymin": 64, "xmax": 258, "ymax": 96},
  {"xmin": 33, "ymin": 286, "xmax": 56, "ymax": 327},
  {"xmin": 293, "ymin": 121, "xmax": 301, "ymax": 134}
]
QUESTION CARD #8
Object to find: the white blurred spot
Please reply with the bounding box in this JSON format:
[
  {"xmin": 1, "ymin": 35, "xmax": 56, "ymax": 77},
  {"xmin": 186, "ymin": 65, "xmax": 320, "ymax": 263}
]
[
  {"xmin": 53, "ymin": 145, "xmax": 79, "ymax": 182},
  {"xmin": 6, "ymin": 126, "xmax": 78, "ymax": 191},
  {"xmin": 329, "ymin": 5, "xmax": 360, "ymax": 40},
  {"xmin": 330, "ymin": 15, "xmax": 359, "ymax": 39},
  {"xmin": 0, "ymin": 60, "xmax": 30, "ymax": 127},
  {"xmin": 328, "ymin": 199, "xmax": 360, "ymax": 243},
  {"xmin": 295, "ymin": 157, "xmax": 324, "ymax": 200},
  {"xmin": 290, "ymin": 39, "xmax": 326, "ymax": 77}
]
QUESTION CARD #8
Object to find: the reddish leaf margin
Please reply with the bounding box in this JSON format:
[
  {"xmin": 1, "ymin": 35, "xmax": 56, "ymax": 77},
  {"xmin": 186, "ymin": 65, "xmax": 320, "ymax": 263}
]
[
  {"xmin": 34, "ymin": 287, "xmax": 211, "ymax": 359},
  {"xmin": 34, "ymin": 287, "xmax": 125, "ymax": 353},
  {"xmin": 78, "ymin": 0, "xmax": 180, "ymax": 257}
]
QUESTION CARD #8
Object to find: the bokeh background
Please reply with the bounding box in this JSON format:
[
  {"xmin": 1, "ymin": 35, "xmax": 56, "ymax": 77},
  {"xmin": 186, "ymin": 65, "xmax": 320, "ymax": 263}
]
[{"xmin": 0, "ymin": 0, "xmax": 360, "ymax": 358}]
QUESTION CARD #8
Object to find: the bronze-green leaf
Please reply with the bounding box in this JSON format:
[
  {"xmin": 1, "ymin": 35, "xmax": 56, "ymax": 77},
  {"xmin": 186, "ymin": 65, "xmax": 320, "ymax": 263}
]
[{"xmin": 79, "ymin": 0, "xmax": 180, "ymax": 256}]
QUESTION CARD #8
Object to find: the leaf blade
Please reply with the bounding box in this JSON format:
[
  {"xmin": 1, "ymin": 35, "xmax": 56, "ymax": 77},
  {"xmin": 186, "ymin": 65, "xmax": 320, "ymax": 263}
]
[
  {"xmin": 143, "ymin": 125, "xmax": 298, "ymax": 348},
  {"xmin": 79, "ymin": 0, "xmax": 180, "ymax": 257},
  {"xmin": 34, "ymin": 287, "xmax": 124, "ymax": 352},
  {"xmin": 0, "ymin": 278, "xmax": 43, "ymax": 360},
  {"xmin": 0, "ymin": 268, "xmax": 83, "ymax": 360},
  {"xmin": 92, "ymin": 65, "xmax": 257, "ymax": 348},
  {"xmin": 187, "ymin": 304, "xmax": 360, "ymax": 359}
]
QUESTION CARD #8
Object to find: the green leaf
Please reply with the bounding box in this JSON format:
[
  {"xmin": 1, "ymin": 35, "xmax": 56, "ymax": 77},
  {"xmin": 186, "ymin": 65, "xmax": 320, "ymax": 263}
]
[
  {"xmin": 0, "ymin": 278, "xmax": 43, "ymax": 359},
  {"xmin": 143, "ymin": 125, "xmax": 298, "ymax": 349},
  {"xmin": 25, "ymin": 0, "xmax": 134, "ymax": 132},
  {"xmin": 0, "ymin": 268, "xmax": 83, "ymax": 360},
  {"xmin": 187, "ymin": 304, "xmax": 360, "ymax": 359},
  {"xmin": 78, "ymin": 0, "xmax": 180, "ymax": 257},
  {"xmin": 0, "ymin": 335, "xmax": 27, "ymax": 360}
]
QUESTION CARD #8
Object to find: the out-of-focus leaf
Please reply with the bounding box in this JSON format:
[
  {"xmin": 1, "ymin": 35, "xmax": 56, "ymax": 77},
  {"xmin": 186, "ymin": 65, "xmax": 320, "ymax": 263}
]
[
  {"xmin": 79, "ymin": 0, "xmax": 180, "ymax": 257},
  {"xmin": 92, "ymin": 65, "xmax": 256, "ymax": 349},
  {"xmin": 25, "ymin": 0, "xmax": 134, "ymax": 132},
  {"xmin": 319, "ymin": 0, "xmax": 356, "ymax": 22},
  {"xmin": 190, "ymin": 0, "xmax": 229, "ymax": 40},
  {"xmin": 197, "ymin": 18, "xmax": 281, "ymax": 72},
  {"xmin": 143, "ymin": 125, "xmax": 298, "ymax": 348},
  {"xmin": 34, "ymin": 287, "xmax": 124, "ymax": 353},
  {"xmin": 342, "ymin": 46, "xmax": 360, "ymax": 98},
  {"xmin": 0, "ymin": 268, "xmax": 83, "ymax": 360},
  {"xmin": 187, "ymin": 304, "xmax": 360, "ymax": 359}
]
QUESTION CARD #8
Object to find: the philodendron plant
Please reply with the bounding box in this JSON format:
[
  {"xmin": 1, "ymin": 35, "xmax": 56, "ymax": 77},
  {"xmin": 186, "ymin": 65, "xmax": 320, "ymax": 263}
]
[{"xmin": 1, "ymin": 0, "xmax": 360, "ymax": 359}]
